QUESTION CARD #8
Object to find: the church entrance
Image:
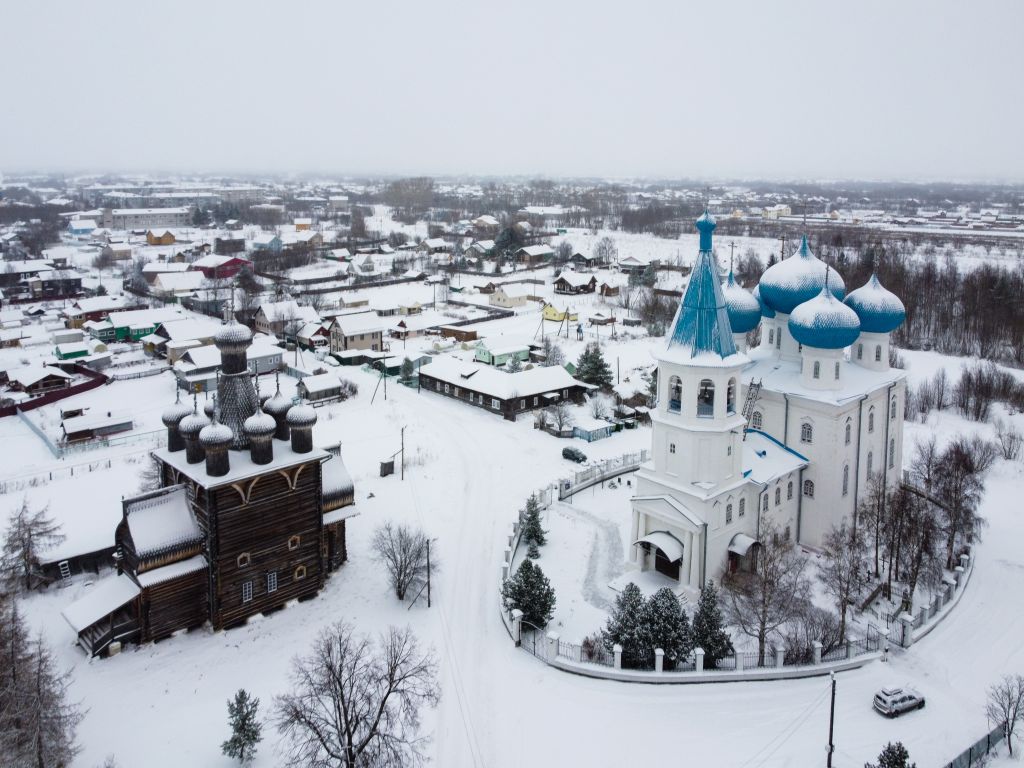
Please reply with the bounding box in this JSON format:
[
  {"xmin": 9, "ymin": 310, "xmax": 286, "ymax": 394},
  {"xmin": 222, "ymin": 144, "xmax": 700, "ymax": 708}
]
[{"xmin": 654, "ymin": 547, "xmax": 681, "ymax": 580}]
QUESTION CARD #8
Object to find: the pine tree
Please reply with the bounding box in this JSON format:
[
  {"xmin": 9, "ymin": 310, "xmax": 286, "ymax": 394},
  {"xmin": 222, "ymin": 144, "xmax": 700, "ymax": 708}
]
[
  {"xmin": 222, "ymin": 688, "xmax": 263, "ymax": 765},
  {"xmin": 520, "ymin": 494, "xmax": 546, "ymax": 556},
  {"xmin": 691, "ymin": 581, "xmax": 734, "ymax": 669},
  {"xmin": 644, "ymin": 588, "xmax": 692, "ymax": 667},
  {"xmin": 399, "ymin": 357, "xmax": 415, "ymax": 382},
  {"xmin": 502, "ymin": 560, "xmax": 556, "ymax": 627},
  {"xmin": 602, "ymin": 583, "xmax": 651, "ymax": 668},
  {"xmin": 866, "ymin": 741, "xmax": 916, "ymax": 768},
  {"xmin": 1, "ymin": 500, "xmax": 65, "ymax": 592},
  {"xmin": 575, "ymin": 342, "xmax": 612, "ymax": 388}
]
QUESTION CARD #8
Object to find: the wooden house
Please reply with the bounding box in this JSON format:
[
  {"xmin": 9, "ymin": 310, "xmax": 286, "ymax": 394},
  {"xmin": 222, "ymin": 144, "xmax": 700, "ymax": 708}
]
[
  {"xmin": 553, "ymin": 272, "xmax": 596, "ymax": 295},
  {"xmin": 146, "ymin": 229, "xmax": 176, "ymax": 246}
]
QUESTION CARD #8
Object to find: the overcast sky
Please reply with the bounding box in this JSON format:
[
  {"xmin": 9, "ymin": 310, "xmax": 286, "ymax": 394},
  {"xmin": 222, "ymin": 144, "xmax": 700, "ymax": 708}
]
[{"xmin": 2, "ymin": 0, "xmax": 1021, "ymax": 182}]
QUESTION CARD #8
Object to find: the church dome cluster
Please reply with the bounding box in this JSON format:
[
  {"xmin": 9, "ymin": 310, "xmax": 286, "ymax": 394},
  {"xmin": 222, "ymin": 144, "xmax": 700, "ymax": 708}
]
[
  {"xmin": 843, "ymin": 274, "xmax": 906, "ymax": 334},
  {"xmin": 788, "ymin": 287, "xmax": 862, "ymax": 350},
  {"xmin": 722, "ymin": 271, "xmax": 762, "ymax": 335},
  {"xmin": 757, "ymin": 237, "xmax": 845, "ymax": 315}
]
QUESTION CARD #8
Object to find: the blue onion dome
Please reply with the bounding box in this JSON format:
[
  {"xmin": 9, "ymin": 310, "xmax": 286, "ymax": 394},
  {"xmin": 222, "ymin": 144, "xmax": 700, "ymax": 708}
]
[
  {"xmin": 214, "ymin": 322, "xmax": 252, "ymax": 349},
  {"xmin": 287, "ymin": 403, "xmax": 317, "ymax": 427},
  {"xmin": 789, "ymin": 286, "xmax": 862, "ymax": 349},
  {"xmin": 843, "ymin": 273, "xmax": 906, "ymax": 334},
  {"xmin": 244, "ymin": 408, "xmax": 277, "ymax": 437},
  {"xmin": 751, "ymin": 285, "xmax": 775, "ymax": 319},
  {"xmin": 722, "ymin": 271, "xmax": 762, "ymax": 334},
  {"xmin": 161, "ymin": 393, "xmax": 192, "ymax": 427},
  {"xmin": 179, "ymin": 407, "xmax": 210, "ymax": 439},
  {"xmin": 758, "ymin": 236, "xmax": 845, "ymax": 315},
  {"xmin": 199, "ymin": 420, "xmax": 234, "ymax": 447}
]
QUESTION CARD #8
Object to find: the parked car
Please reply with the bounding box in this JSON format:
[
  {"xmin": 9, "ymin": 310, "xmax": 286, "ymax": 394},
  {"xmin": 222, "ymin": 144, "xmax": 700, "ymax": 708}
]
[
  {"xmin": 562, "ymin": 446, "xmax": 587, "ymax": 463},
  {"xmin": 873, "ymin": 686, "xmax": 925, "ymax": 717}
]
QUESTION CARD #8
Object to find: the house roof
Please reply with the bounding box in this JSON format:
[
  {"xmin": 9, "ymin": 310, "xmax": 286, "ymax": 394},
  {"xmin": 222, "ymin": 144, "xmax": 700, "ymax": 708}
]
[
  {"xmin": 124, "ymin": 486, "xmax": 203, "ymax": 558},
  {"xmin": 299, "ymin": 372, "xmax": 342, "ymax": 394},
  {"xmin": 61, "ymin": 574, "xmax": 140, "ymax": 633},
  {"xmin": 10, "ymin": 365, "xmax": 72, "ymax": 387},
  {"xmin": 555, "ymin": 272, "xmax": 596, "ymax": 288},
  {"xmin": 62, "ymin": 410, "xmax": 132, "ymax": 435},
  {"xmin": 257, "ymin": 300, "xmax": 320, "ymax": 324},
  {"xmin": 330, "ymin": 312, "xmax": 385, "ymax": 336},
  {"xmin": 419, "ymin": 356, "xmax": 591, "ymax": 400},
  {"xmin": 154, "ymin": 271, "xmax": 205, "ymax": 293}
]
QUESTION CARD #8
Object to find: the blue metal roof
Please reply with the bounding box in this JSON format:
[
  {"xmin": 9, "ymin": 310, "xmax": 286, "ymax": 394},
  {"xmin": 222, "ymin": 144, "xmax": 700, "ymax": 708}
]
[
  {"xmin": 788, "ymin": 286, "xmax": 861, "ymax": 349},
  {"xmin": 843, "ymin": 273, "xmax": 906, "ymax": 334},
  {"xmin": 751, "ymin": 285, "xmax": 776, "ymax": 318},
  {"xmin": 666, "ymin": 213, "xmax": 737, "ymax": 359},
  {"xmin": 723, "ymin": 271, "xmax": 762, "ymax": 334},
  {"xmin": 758, "ymin": 236, "xmax": 845, "ymax": 315}
]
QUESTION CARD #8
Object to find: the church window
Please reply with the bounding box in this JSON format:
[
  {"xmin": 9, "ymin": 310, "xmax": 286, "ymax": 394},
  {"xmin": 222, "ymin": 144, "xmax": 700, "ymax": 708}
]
[
  {"xmin": 867, "ymin": 451, "xmax": 874, "ymax": 476},
  {"xmin": 857, "ymin": 344, "xmax": 863, "ymax": 360},
  {"xmin": 294, "ymin": 565, "xmax": 307, "ymax": 581},
  {"xmin": 762, "ymin": 494, "xmax": 769, "ymax": 512},
  {"xmin": 889, "ymin": 438, "xmax": 896, "ymax": 469},
  {"xmin": 776, "ymin": 331, "xmax": 781, "ymax": 350},
  {"xmin": 668, "ymin": 375, "xmax": 682, "ymax": 413},
  {"xmin": 800, "ymin": 423, "xmax": 813, "ymax": 444},
  {"xmin": 727, "ymin": 445, "xmax": 732, "ymax": 456},
  {"xmin": 875, "ymin": 345, "xmax": 882, "ymax": 362},
  {"xmin": 890, "ymin": 397, "xmax": 897, "ymax": 420},
  {"xmin": 774, "ymin": 487, "xmax": 781, "ymax": 506},
  {"xmin": 288, "ymin": 535, "xmax": 300, "ymax": 551},
  {"xmin": 751, "ymin": 411, "xmax": 763, "ymax": 429},
  {"xmin": 868, "ymin": 409, "xmax": 875, "ymax": 433},
  {"xmin": 242, "ymin": 581, "xmax": 253, "ymax": 603},
  {"xmin": 787, "ymin": 481, "xmax": 793, "ymax": 500},
  {"xmin": 237, "ymin": 552, "xmax": 251, "ymax": 568},
  {"xmin": 842, "ymin": 465, "xmax": 849, "ymax": 496},
  {"xmin": 803, "ymin": 480, "xmax": 815, "ymax": 498},
  {"xmin": 669, "ymin": 443, "xmax": 676, "ymax": 454},
  {"xmin": 726, "ymin": 504, "xmax": 733, "ymax": 524},
  {"xmin": 768, "ymin": 329, "xmax": 774, "ymax": 345},
  {"xmin": 739, "ymin": 498, "xmax": 746, "ymax": 517},
  {"xmin": 845, "ymin": 421, "xmax": 851, "ymax": 445},
  {"xmin": 784, "ymin": 525, "xmax": 791, "ymax": 541},
  {"xmin": 834, "ymin": 362, "xmax": 840, "ymax": 380},
  {"xmin": 267, "ymin": 571, "xmax": 278, "ymax": 594},
  {"xmin": 813, "ymin": 361, "xmax": 820, "ymax": 379},
  {"xmin": 727, "ymin": 378, "xmax": 737, "ymax": 414},
  {"xmin": 697, "ymin": 379, "xmax": 715, "ymax": 417}
]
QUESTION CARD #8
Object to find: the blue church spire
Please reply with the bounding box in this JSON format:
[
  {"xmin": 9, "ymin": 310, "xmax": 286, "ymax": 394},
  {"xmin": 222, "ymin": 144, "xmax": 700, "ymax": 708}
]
[{"xmin": 666, "ymin": 211, "xmax": 738, "ymax": 360}]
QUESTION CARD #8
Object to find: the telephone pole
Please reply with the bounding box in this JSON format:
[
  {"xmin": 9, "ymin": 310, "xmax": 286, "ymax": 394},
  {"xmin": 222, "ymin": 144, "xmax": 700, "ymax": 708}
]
[
  {"xmin": 400, "ymin": 426, "xmax": 405, "ymax": 480},
  {"xmin": 426, "ymin": 539, "xmax": 432, "ymax": 608},
  {"xmin": 826, "ymin": 671, "xmax": 837, "ymax": 768}
]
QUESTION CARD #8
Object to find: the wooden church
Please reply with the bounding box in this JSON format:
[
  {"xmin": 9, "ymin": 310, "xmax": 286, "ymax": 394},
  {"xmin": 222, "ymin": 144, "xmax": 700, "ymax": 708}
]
[{"xmin": 62, "ymin": 323, "xmax": 358, "ymax": 656}]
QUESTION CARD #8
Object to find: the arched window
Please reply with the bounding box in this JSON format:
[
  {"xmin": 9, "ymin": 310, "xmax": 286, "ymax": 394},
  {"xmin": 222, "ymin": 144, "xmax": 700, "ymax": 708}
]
[
  {"xmin": 668, "ymin": 375, "xmax": 682, "ymax": 413},
  {"xmin": 844, "ymin": 421, "xmax": 851, "ymax": 445},
  {"xmin": 812, "ymin": 361, "xmax": 820, "ymax": 379},
  {"xmin": 697, "ymin": 379, "xmax": 715, "ymax": 417},
  {"xmin": 751, "ymin": 411, "xmax": 763, "ymax": 429},
  {"xmin": 776, "ymin": 331, "xmax": 781, "ymax": 349},
  {"xmin": 768, "ymin": 328, "xmax": 774, "ymax": 345},
  {"xmin": 236, "ymin": 552, "xmax": 251, "ymax": 568},
  {"xmin": 875, "ymin": 345, "xmax": 882, "ymax": 362},
  {"xmin": 857, "ymin": 344, "xmax": 863, "ymax": 360},
  {"xmin": 800, "ymin": 423, "xmax": 813, "ymax": 444},
  {"xmin": 774, "ymin": 487, "xmax": 781, "ymax": 506},
  {"xmin": 787, "ymin": 480, "xmax": 793, "ymax": 500},
  {"xmin": 868, "ymin": 408, "xmax": 875, "ymax": 433},
  {"xmin": 739, "ymin": 498, "xmax": 746, "ymax": 517},
  {"xmin": 842, "ymin": 465, "xmax": 849, "ymax": 496},
  {"xmin": 287, "ymin": 535, "xmax": 300, "ymax": 551},
  {"xmin": 762, "ymin": 494, "xmax": 769, "ymax": 512},
  {"xmin": 889, "ymin": 438, "xmax": 896, "ymax": 469},
  {"xmin": 803, "ymin": 480, "xmax": 815, "ymax": 498},
  {"xmin": 726, "ymin": 378, "xmax": 737, "ymax": 414},
  {"xmin": 867, "ymin": 451, "xmax": 874, "ymax": 476},
  {"xmin": 834, "ymin": 361, "xmax": 840, "ymax": 380},
  {"xmin": 726, "ymin": 503, "xmax": 733, "ymax": 524},
  {"xmin": 294, "ymin": 564, "xmax": 307, "ymax": 581},
  {"xmin": 890, "ymin": 397, "xmax": 897, "ymax": 420}
]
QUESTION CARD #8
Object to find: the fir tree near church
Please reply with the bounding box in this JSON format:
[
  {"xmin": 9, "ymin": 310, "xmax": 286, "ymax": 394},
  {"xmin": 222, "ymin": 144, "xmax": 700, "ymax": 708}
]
[
  {"xmin": 691, "ymin": 581, "xmax": 733, "ymax": 669},
  {"xmin": 502, "ymin": 559, "xmax": 556, "ymax": 627},
  {"xmin": 520, "ymin": 494, "xmax": 546, "ymax": 559},
  {"xmin": 221, "ymin": 688, "xmax": 262, "ymax": 765},
  {"xmin": 575, "ymin": 342, "xmax": 613, "ymax": 388}
]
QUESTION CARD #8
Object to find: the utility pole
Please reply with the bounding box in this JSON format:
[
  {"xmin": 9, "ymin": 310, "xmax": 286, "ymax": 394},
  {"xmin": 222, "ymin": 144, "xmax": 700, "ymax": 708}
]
[
  {"xmin": 827, "ymin": 671, "xmax": 837, "ymax": 768},
  {"xmin": 426, "ymin": 539, "xmax": 431, "ymax": 608},
  {"xmin": 780, "ymin": 234, "xmax": 788, "ymax": 261},
  {"xmin": 400, "ymin": 426, "xmax": 405, "ymax": 480}
]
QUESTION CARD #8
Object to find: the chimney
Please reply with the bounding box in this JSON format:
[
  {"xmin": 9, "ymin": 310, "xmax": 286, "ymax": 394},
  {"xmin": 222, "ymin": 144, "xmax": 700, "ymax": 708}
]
[{"xmin": 287, "ymin": 404, "xmax": 317, "ymax": 454}]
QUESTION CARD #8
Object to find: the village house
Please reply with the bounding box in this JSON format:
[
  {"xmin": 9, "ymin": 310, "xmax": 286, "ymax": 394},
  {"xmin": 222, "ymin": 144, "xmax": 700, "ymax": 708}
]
[
  {"xmin": 488, "ymin": 283, "xmax": 541, "ymax": 308},
  {"xmin": 141, "ymin": 317, "xmax": 225, "ymax": 361},
  {"xmin": 84, "ymin": 307, "xmax": 185, "ymax": 343},
  {"xmin": 253, "ymin": 300, "xmax": 320, "ymax": 338},
  {"xmin": 296, "ymin": 372, "xmax": 347, "ymax": 402},
  {"xmin": 190, "ymin": 253, "xmax": 251, "ymax": 280},
  {"xmin": 146, "ymin": 229, "xmax": 176, "ymax": 246},
  {"xmin": 515, "ymin": 244, "xmax": 554, "ymax": 265},
  {"xmin": 141, "ymin": 261, "xmax": 190, "ymax": 285},
  {"xmin": 151, "ymin": 271, "xmax": 206, "ymax": 301},
  {"xmin": 418, "ymin": 356, "xmax": 591, "ymax": 421},
  {"xmin": 63, "ymin": 295, "xmax": 133, "ymax": 327},
  {"xmin": 296, "ymin": 321, "xmax": 330, "ymax": 350},
  {"xmin": 251, "ymin": 233, "xmax": 283, "ymax": 253},
  {"xmin": 7, "ymin": 365, "xmax": 73, "ymax": 395},
  {"xmin": 213, "ymin": 234, "xmax": 247, "ymax": 255},
  {"xmin": 553, "ymin": 272, "xmax": 597, "ymax": 294},
  {"xmin": 61, "ymin": 410, "xmax": 134, "ymax": 443},
  {"xmin": 328, "ymin": 312, "xmax": 385, "ymax": 353},
  {"xmin": 474, "ymin": 339, "xmax": 531, "ymax": 367},
  {"xmin": 101, "ymin": 207, "xmax": 191, "ymax": 230},
  {"xmin": 100, "ymin": 242, "xmax": 134, "ymax": 262},
  {"xmin": 173, "ymin": 341, "xmax": 282, "ymax": 391},
  {"xmin": 419, "ymin": 238, "xmax": 451, "ymax": 254}
]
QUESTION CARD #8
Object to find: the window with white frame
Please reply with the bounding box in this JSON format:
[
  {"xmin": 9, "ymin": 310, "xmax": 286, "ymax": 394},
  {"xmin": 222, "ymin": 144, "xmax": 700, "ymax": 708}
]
[
  {"xmin": 813, "ymin": 361, "xmax": 820, "ymax": 379},
  {"xmin": 868, "ymin": 409, "xmax": 875, "ymax": 433},
  {"xmin": 774, "ymin": 487, "xmax": 781, "ymax": 506},
  {"xmin": 768, "ymin": 329, "xmax": 774, "ymax": 345},
  {"xmin": 867, "ymin": 451, "xmax": 874, "ymax": 476},
  {"xmin": 857, "ymin": 344, "xmax": 863, "ymax": 359},
  {"xmin": 669, "ymin": 443, "xmax": 676, "ymax": 454},
  {"xmin": 267, "ymin": 572, "xmax": 278, "ymax": 594},
  {"xmin": 800, "ymin": 423, "xmax": 813, "ymax": 443},
  {"xmin": 491, "ymin": 398, "xmax": 500, "ymax": 410},
  {"xmin": 751, "ymin": 411, "xmax": 763, "ymax": 429},
  {"xmin": 889, "ymin": 438, "xmax": 895, "ymax": 469},
  {"xmin": 762, "ymin": 494, "xmax": 769, "ymax": 511},
  {"xmin": 726, "ymin": 503, "xmax": 733, "ymax": 524},
  {"xmin": 845, "ymin": 421, "xmax": 851, "ymax": 445},
  {"xmin": 890, "ymin": 397, "xmax": 897, "ymax": 420},
  {"xmin": 803, "ymin": 480, "xmax": 815, "ymax": 498},
  {"xmin": 242, "ymin": 581, "xmax": 253, "ymax": 603},
  {"xmin": 834, "ymin": 361, "xmax": 840, "ymax": 380},
  {"xmin": 787, "ymin": 480, "xmax": 793, "ymax": 500},
  {"xmin": 875, "ymin": 345, "xmax": 882, "ymax": 362}
]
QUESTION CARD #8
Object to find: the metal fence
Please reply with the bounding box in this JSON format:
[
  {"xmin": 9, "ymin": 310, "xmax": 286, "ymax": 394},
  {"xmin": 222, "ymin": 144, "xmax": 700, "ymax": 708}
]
[
  {"xmin": 557, "ymin": 450, "xmax": 649, "ymax": 499},
  {"xmin": 941, "ymin": 722, "xmax": 1006, "ymax": 768}
]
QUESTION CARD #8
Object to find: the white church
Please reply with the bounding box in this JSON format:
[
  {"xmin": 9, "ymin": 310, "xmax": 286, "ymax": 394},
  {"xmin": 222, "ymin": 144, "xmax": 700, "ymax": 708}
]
[{"xmin": 628, "ymin": 210, "xmax": 907, "ymax": 594}]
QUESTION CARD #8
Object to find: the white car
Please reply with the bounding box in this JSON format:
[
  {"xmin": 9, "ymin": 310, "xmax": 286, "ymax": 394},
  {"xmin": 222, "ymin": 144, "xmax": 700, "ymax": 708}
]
[{"xmin": 873, "ymin": 686, "xmax": 925, "ymax": 717}]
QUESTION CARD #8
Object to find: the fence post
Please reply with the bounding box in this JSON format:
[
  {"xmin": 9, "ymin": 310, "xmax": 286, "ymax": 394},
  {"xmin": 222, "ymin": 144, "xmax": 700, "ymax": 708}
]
[
  {"xmin": 501, "ymin": 563, "xmax": 509, "ymax": 581},
  {"xmin": 735, "ymin": 652, "xmax": 744, "ymax": 672},
  {"xmin": 812, "ymin": 641, "xmax": 822, "ymax": 665},
  {"xmin": 954, "ymin": 565, "xmax": 965, "ymax": 587},
  {"xmin": 504, "ymin": 547, "xmax": 512, "ymax": 569},
  {"xmin": 900, "ymin": 613, "xmax": 914, "ymax": 648},
  {"xmin": 511, "ymin": 609, "xmax": 523, "ymax": 645},
  {"xmin": 546, "ymin": 631, "xmax": 559, "ymax": 662},
  {"xmin": 654, "ymin": 648, "xmax": 664, "ymax": 673},
  {"xmin": 846, "ymin": 641, "xmax": 855, "ymax": 660},
  {"xmin": 776, "ymin": 646, "xmax": 786, "ymax": 668},
  {"xmin": 959, "ymin": 552, "xmax": 970, "ymax": 571},
  {"xmin": 613, "ymin": 644, "xmax": 623, "ymax": 670},
  {"xmin": 694, "ymin": 647, "xmax": 704, "ymax": 673},
  {"xmin": 921, "ymin": 603, "xmax": 930, "ymax": 624}
]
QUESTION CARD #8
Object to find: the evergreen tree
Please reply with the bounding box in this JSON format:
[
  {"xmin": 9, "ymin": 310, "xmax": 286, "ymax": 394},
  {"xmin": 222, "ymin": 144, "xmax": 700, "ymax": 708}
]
[
  {"xmin": 502, "ymin": 560, "xmax": 556, "ymax": 627},
  {"xmin": 505, "ymin": 355, "xmax": 523, "ymax": 373},
  {"xmin": 640, "ymin": 263, "xmax": 657, "ymax": 287},
  {"xmin": 866, "ymin": 741, "xmax": 916, "ymax": 768},
  {"xmin": 602, "ymin": 583, "xmax": 651, "ymax": 668},
  {"xmin": 575, "ymin": 342, "xmax": 613, "ymax": 388},
  {"xmin": 222, "ymin": 688, "xmax": 263, "ymax": 765},
  {"xmin": 691, "ymin": 581, "xmax": 734, "ymax": 669},
  {"xmin": 520, "ymin": 494, "xmax": 546, "ymax": 555},
  {"xmin": 644, "ymin": 588, "xmax": 692, "ymax": 667},
  {"xmin": 399, "ymin": 357, "xmax": 415, "ymax": 382},
  {"xmin": 1, "ymin": 500, "xmax": 65, "ymax": 592}
]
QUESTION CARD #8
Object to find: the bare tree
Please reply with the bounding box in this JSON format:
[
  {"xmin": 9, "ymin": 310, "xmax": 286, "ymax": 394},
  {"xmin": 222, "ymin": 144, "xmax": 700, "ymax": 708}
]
[
  {"xmin": 994, "ymin": 418, "xmax": 1023, "ymax": 461},
  {"xmin": 589, "ymin": 393, "xmax": 612, "ymax": 420},
  {"xmin": 1, "ymin": 500, "xmax": 65, "ymax": 592},
  {"xmin": 592, "ymin": 236, "xmax": 618, "ymax": 265},
  {"xmin": 274, "ymin": 622, "xmax": 440, "ymax": 768},
  {"xmin": 985, "ymin": 674, "xmax": 1024, "ymax": 756},
  {"xmin": 936, "ymin": 436, "xmax": 994, "ymax": 569},
  {"xmin": 819, "ymin": 521, "xmax": 867, "ymax": 641},
  {"xmin": 371, "ymin": 524, "xmax": 436, "ymax": 601},
  {"xmin": 540, "ymin": 337, "xmax": 565, "ymax": 368},
  {"xmin": 723, "ymin": 521, "xmax": 812, "ymax": 665},
  {"xmin": 545, "ymin": 402, "xmax": 574, "ymax": 432}
]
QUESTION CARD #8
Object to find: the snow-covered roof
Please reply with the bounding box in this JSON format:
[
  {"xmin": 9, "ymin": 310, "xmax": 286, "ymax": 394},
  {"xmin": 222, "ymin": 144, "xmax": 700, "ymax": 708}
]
[
  {"xmin": 517, "ymin": 244, "xmax": 554, "ymax": 257},
  {"xmin": 257, "ymin": 300, "xmax": 319, "ymax": 324},
  {"xmin": 142, "ymin": 261, "xmax": 189, "ymax": 274},
  {"xmin": 156, "ymin": 317, "xmax": 224, "ymax": 342},
  {"xmin": 743, "ymin": 348, "xmax": 906, "ymax": 405},
  {"xmin": 136, "ymin": 554, "xmax": 208, "ymax": 588},
  {"xmin": 61, "ymin": 410, "xmax": 132, "ymax": 434},
  {"xmin": 420, "ymin": 356, "xmax": 591, "ymax": 400},
  {"xmin": 555, "ymin": 272, "xmax": 596, "ymax": 288},
  {"xmin": 742, "ymin": 430, "xmax": 808, "ymax": 484},
  {"xmin": 61, "ymin": 574, "xmax": 140, "ymax": 633},
  {"xmin": 722, "ymin": 271, "xmax": 761, "ymax": 335},
  {"xmin": 299, "ymin": 372, "xmax": 342, "ymax": 394},
  {"xmin": 330, "ymin": 312, "xmax": 385, "ymax": 336},
  {"xmin": 843, "ymin": 274, "xmax": 906, "ymax": 334},
  {"xmin": 124, "ymin": 486, "xmax": 203, "ymax": 558},
  {"xmin": 192, "ymin": 253, "xmax": 246, "ymax": 269},
  {"xmin": 788, "ymin": 287, "xmax": 861, "ymax": 350},
  {"xmin": 154, "ymin": 271, "xmax": 205, "ymax": 293},
  {"xmin": 153, "ymin": 443, "xmax": 329, "ymax": 489},
  {"xmin": 10, "ymin": 365, "xmax": 73, "ymax": 387},
  {"xmin": 323, "ymin": 504, "xmax": 361, "ymax": 526}
]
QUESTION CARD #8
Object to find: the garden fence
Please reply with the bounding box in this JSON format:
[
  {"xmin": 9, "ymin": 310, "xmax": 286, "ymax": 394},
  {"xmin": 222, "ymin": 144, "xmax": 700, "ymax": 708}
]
[{"xmin": 941, "ymin": 722, "xmax": 1006, "ymax": 768}]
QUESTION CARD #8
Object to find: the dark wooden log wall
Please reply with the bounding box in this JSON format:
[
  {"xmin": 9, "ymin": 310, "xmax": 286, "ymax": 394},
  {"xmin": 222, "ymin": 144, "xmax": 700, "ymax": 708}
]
[{"xmin": 140, "ymin": 568, "xmax": 209, "ymax": 642}]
